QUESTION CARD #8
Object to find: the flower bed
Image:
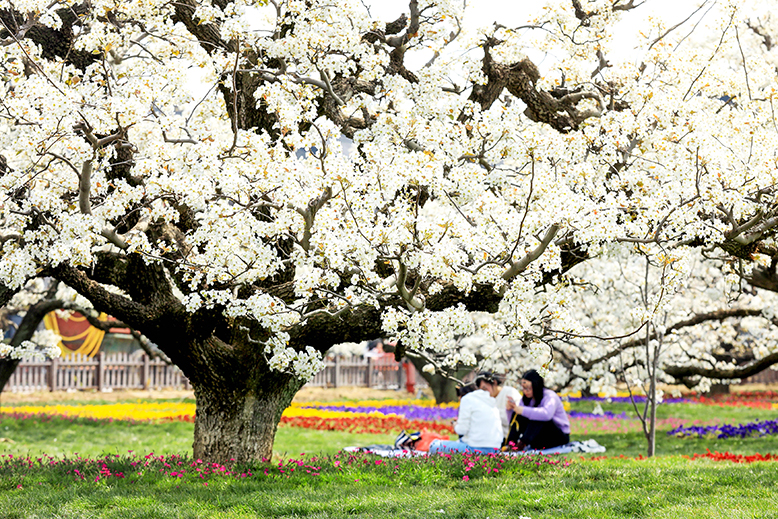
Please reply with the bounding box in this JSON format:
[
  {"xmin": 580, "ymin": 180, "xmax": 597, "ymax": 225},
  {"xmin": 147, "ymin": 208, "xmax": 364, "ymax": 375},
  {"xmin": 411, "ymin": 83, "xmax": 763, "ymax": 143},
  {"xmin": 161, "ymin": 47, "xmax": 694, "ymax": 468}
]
[
  {"xmin": 0, "ymin": 403, "xmax": 196, "ymax": 422},
  {"xmin": 568, "ymin": 395, "xmax": 692, "ymax": 404},
  {"xmin": 279, "ymin": 411, "xmax": 455, "ymax": 435},
  {"xmin": 669, "ymin": 418, "xmax": 778, "ymax": 439},
  {"xmin": 583, "ymin": 451, "xmax": 778, "ymax": 464},
  {"xmin": 683, "ymin": 449, "xmax": 778, "ymax": 463},
  {"xmin": 2, "ymin": 394, "xmax": 771, "ymax": 439},
  {"xmin": 298, "ymin": 404, "xmax": 459, "ymax": 421},
  {"xmin": 567, "ymin": 390, "xmax": 778, "ymax": 409},
  {"xmin": 687, "ymin": 393, "xmax": 778, "ymax": 410}
]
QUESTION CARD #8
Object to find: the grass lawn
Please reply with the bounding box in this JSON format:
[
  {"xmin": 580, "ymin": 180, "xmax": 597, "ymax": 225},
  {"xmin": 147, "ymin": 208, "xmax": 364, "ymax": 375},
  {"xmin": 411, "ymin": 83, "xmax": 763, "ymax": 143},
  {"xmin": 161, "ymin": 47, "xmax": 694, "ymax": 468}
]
[{"xmin": 0, "ymin": 390, "xmax": 777, "ymax": 518}]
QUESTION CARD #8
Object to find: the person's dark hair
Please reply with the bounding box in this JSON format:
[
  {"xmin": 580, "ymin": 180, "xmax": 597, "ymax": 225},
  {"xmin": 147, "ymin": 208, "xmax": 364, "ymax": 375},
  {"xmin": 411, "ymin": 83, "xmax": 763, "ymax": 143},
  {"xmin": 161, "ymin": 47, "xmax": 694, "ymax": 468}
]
[
  {"xmin": 521, "ymin": 369, "xmax": 545, "ymax": 407},
  {"xmin": 456, "ymin": 383, "xmax": 478, "ymax": 398},
  {"xmin": 474, "ymin": 371, "xmax": 502, "ymax": 388}
]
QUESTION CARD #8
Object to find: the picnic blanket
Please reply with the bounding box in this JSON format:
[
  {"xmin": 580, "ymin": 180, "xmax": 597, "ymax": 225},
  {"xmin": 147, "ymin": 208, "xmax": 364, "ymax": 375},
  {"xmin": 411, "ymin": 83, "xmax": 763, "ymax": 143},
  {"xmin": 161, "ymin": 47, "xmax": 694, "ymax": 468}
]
[
  {"xmin": 344, "ymin": 439, "xmax": 606, "ymax": 457},
  {"xmin": 343, "ymin": 445, "xmax": 421, "ymax": 457},
  {"xmin": 516, "ymin": 439, "xmax": 606, "ymax": 455}
]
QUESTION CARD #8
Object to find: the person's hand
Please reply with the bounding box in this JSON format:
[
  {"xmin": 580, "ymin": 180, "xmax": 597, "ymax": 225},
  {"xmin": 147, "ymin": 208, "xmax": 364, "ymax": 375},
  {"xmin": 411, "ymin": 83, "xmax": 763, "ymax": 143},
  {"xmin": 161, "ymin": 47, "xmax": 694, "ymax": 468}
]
[
  {"xmin": 507, "ymin": 397, "xmax": 524, "ymax": 415},
  {"xmin": 507, "ymin": 396, "xmax": 517, "ymax": 411}
]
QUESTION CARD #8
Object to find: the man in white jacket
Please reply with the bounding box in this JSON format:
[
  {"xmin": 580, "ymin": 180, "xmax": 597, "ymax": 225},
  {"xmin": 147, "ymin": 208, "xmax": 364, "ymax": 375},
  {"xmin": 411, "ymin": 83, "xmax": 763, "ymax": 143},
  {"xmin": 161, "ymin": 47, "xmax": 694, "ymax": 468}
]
[{"xmin": 428, "ymin": 384, "xmax": 503, "ymax": 454}]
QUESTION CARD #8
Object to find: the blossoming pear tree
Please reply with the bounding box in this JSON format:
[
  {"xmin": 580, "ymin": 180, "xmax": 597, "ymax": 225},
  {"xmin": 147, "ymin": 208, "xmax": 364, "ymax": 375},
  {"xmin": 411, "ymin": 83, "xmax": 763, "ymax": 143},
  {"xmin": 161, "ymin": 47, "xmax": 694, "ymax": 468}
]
[
  {"xmin": 543, "ymin": 249, "xmax": 778, "ymax": 395},
  {"xmin": 3, "ymin": 0, "xmax": 778, "ymax": 461}
]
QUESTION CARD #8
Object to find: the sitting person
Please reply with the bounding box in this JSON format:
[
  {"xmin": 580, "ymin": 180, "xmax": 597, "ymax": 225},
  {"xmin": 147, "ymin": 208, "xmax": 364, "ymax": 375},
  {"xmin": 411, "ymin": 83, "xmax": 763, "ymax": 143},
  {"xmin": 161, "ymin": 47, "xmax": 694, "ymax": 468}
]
[
  {"xmin": 504, "ymin": 369, "xmax": 570, "ymax": 451},
  {"xmin": 429, "ymin": 383, "xmax": 503, "ymax": 454},
  {"xmin": 475, "ymin": 371, "xmax": 522, "ymax": 438}
]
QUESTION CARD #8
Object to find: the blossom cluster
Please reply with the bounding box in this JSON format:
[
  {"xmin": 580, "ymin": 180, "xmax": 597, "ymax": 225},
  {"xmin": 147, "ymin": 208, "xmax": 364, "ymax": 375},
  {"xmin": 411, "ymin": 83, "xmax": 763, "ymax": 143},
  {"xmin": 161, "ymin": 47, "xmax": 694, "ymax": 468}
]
[{"xmin": 0, "ymin": 331, "xmax": 62, "ymax": 362}]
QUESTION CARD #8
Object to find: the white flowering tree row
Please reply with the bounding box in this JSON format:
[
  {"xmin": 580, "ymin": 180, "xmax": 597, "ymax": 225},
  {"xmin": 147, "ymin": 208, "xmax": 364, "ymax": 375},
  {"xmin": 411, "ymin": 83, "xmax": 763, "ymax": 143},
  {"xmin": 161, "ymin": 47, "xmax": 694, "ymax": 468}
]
[{"xmin": 2, "ymin": 0, "xmax": 778, "ymax": 461}]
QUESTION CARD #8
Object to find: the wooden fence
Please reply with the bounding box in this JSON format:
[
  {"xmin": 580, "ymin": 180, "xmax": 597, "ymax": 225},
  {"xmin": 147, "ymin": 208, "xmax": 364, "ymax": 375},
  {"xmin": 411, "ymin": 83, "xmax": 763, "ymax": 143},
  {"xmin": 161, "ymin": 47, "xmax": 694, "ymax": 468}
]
[
  {"xmin": 6, "ymin": 352, "xmax": 191, "ymax": 392},
  {"xmin": 742, "ymin": 369, "xmax": 778, "ymax": 385},
  {"xmin": 5, "ymin": 353, "xmax": 420, "ymax": 393},
  {"xmin": 305, "ymin": 355, "xmax": 418, "ymax": 389}
]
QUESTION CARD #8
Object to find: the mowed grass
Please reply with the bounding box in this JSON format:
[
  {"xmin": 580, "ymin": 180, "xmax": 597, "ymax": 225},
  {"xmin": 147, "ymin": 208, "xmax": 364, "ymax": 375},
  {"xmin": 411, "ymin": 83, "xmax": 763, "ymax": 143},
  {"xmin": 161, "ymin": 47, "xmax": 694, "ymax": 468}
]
[
  {"xmin": 0, "ymin": 456, "xmax": 776, "ymax": 519},
  {"xmin": 0, "ymin": 391, "xmax": 777, "ymax": 518},
  {"xmin": 3, "ymin": 411, "xmax": 778, "ymax": 460}
]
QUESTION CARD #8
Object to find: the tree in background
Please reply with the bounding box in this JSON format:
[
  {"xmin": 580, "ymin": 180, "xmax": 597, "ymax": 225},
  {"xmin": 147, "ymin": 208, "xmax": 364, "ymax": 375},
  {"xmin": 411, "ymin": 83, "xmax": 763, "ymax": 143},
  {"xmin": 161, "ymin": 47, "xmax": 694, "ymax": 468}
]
[
  {"xmin": 457, "ymin": 247, "xmax": 778, "ymax": 455},
  {"xmin": 0, "ymin": 280, "xmax": 62, "ymax": 394},
  {"xmin": 4, "ymin": 0, "xmax": 778, "ymax": 461},
  {"xmin": 0, "ymin": 280, "xmax": 169, "ymax": 394}
]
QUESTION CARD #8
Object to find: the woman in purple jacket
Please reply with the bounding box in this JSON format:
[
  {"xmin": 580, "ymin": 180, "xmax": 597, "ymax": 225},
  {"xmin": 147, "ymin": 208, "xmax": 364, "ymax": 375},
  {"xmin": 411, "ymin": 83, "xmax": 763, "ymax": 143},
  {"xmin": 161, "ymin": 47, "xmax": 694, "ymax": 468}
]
[{"xmin": 506, "ymin": 369, "xmax": 570, "ymax": 451}]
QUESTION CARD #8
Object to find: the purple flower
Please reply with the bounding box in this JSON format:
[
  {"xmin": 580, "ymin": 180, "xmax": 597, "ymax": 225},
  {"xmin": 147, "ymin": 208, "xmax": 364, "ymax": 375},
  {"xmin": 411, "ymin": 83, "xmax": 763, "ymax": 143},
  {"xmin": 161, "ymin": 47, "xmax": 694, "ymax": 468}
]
[
  {"xmin": 568, "ymin": 410, "xmax": 629, "ymax": 419},
  {"xmin": 568, "ymin": 396, "xmax": 691, "ymax": 404},
  {"xmin": 301, "ymin": 404, "xmax": 459, "ymax": 421},
  {"xmin": 668, "ymin": 419, "xmax": 778, "ymax": 439}
]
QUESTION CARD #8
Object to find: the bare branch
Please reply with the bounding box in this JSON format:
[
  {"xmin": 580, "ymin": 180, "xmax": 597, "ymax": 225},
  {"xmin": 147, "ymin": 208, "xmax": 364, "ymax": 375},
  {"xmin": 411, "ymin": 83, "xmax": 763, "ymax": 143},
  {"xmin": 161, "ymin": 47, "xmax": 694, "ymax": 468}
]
[
  {"xmin": 130, "ymin": 329, "xmax": 173, "ymax": 364},
  {"xmin": 664, "ymin": 351, "xmax": 778, "ymax": 380},
  {"xmin": 78, "ymin": 160, "xmax": 93, "ymax": 215},
  {"xmin": 318, "ymin": 68, "xmax": 346, "ymax": 107},
  {"xmin": 734, "ymin": 25, "xmax": 752, "ymax": 101},
  {"xmin": 46, "ymin": 152, "xmax": 80, "ymax": 176},
  {"xmin": 292, "ymin": 187, "xmax": 333, "ymax": 252},
  {"xmin": 580, "ymin": 307, "xmax": 764, "ymax": 370},
  {"xmin": 502, "ymin": 223, "xmax": 560, "ymax": 281},
  {"xmin": 648, "ymin": 0, "xmax": 711, "ymax": 51}
]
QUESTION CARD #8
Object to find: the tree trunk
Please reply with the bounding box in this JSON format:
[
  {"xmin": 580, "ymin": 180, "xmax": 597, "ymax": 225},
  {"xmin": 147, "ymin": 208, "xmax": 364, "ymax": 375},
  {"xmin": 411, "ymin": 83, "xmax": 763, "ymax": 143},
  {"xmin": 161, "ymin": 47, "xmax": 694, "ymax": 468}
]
[
  {"xmin": 408, "ymin": 356, "xmax": 473, "ymax": 404},
  {"xmin": 427, "ymin": 374, "xmax": 460, "ymax": 404},
  {"xmin": 191, "ymin": 372, "xmax": 303, "ymax": 463},
  {"xmin": 0, "ymin": 359, "xmax": 20, "ymax": 394},
  {"xmin": 647, "ymin": 379, "xmax": 656, "ymax": 457},
  {"xmin": 706, "ymin": 383, "xmax": 730, "ymax": 396},
  {"xmin": 0, "ymin": 295, "xmax": 63, "ymax": 397},
  {"xmin": 176, "ymin": 330, "xmax": 308, "ymax": 464},
  {"xmin": 647, "ymin": 340, "xmax": 660, "ymax": 458}
]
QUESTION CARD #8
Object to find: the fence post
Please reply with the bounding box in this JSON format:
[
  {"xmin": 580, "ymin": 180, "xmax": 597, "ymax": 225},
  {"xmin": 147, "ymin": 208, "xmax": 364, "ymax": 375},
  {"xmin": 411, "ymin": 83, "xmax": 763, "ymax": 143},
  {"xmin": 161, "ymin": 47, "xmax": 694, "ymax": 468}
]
[
  {"xmin": 48, "ymin": 357, "xmax": 59, "ymax": 392},
  {"xmin": 141, "ymin": 354, "xmax": 150, "ymax": 390},
  {"xmin": 366, "ymin": 357, "xmax": 374, "ymax": 387},
  {"xmin": 96, "ymin": 352, "xmax": 105, "ymax": 392},
  {"xmin": 333, "ymin": 356, "xmax": 340, "ymax": 388}
]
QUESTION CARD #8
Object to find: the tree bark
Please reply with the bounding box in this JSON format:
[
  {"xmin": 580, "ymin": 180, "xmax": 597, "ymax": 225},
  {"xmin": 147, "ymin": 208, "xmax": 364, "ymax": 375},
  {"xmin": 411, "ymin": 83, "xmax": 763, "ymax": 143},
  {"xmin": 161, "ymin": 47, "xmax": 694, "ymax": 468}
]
[
  {"xmin": 192, "ymin": 371, "xmax": 303, "ymax": 463},
  {"xmin": 0, "ymin": 359, "xmax": 19, "ymax": 394},
  {"xmin": 647, "ymin": 362, "xmax": 657, "ymax": 458},
  {"xmin": 706, "ymin": 383, "xmax": 730, "ymax": 395},
  {"xmin": 163, "ymin": 326, "xmax": 308, "ymax": 463},
  {"xmin": 424, "ymin": 372, "xmax": 461, "ymax": 404},
  {"xmin": 408, "ymin": 356, "xmax": 472, "ymax": 404}
]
